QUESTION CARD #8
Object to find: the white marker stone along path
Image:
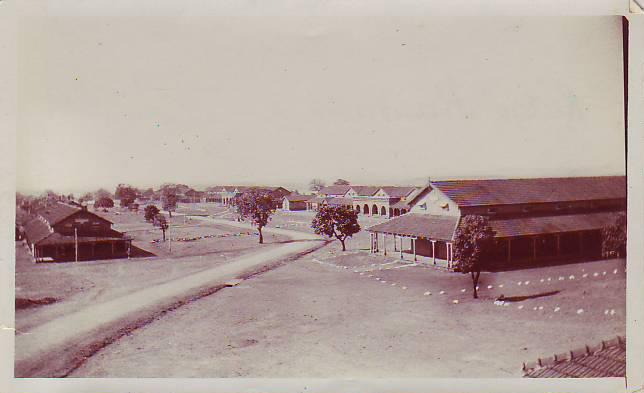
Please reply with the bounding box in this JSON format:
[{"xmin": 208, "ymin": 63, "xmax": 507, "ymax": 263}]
[
  {"xmin": 310, "ymin": 255, "xmax": 624, "ymax": 318},
  {"xmin": 15, "ymin": 215, "xmax": 325, "ymax": 377}
]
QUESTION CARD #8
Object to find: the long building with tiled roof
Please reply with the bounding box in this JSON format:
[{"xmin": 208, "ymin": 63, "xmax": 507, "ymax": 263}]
[
  {"xmin": 21, "ymin": 202, "xmax": 132, "ymax": 262},
  {"xmin": 367, "ymin": 176, "xmax": 625, "ymax": 269}
]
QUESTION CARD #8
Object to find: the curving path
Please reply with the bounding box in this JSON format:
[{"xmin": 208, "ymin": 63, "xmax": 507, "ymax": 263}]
[{"xmin": 15, "ymin": 215, "xmax": 325, "ymax": 377}]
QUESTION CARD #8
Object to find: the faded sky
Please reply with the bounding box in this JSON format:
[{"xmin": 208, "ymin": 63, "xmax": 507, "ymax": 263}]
[{"xmin": 17, "ymin": 16, "xmax": 625, "ymax": 194}]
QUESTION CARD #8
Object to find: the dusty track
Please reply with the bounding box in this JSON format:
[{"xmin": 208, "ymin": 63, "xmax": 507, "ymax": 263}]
[{"xmin": 15, "ymin": 215, "xmax": 326, "ymax": 377}]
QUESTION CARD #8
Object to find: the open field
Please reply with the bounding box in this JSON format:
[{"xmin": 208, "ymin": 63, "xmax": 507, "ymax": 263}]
[
  {"xmin": 69, "ymin": 242, "xmax": 625, "ymax": 378},
  {"xmin": 15, "ymin": 208, "xmax": 289, "ymax": 333}
]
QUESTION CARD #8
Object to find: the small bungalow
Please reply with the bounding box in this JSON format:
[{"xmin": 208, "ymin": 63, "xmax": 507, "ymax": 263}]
[{"xmin": 282, "ymin": 194, "xmax": 314, "ymax": 211}]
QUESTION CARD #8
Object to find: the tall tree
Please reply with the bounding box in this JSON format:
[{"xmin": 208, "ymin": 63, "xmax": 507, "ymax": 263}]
[
  {"xmin": 95, "ymin": 197, "xmax": 115, "ymax": 208},
  {"xmin": 144, "ymin": 205, "xmax": 160, "ymax": 222},
  {"xmin": 602, "ymin": 213, "xmax": 626, "ymax": 258},
  {"xmin": 453, "ymin": 215, "xmax": 495, "ymax": 299},
  {"xmin": 234, "ymin": 189, "xmax": 275, "ymax": 244},
  {"xmin": 95, "ymin": 188, "xmax": 112, "ymax": 200},
  {"xmin": 309, "ymin": 178, "xmax": 326, "ymax": 192},
  {"xmin": 333, "ymin": 179, "xmax": 350, "ymax": 185},
  {"xmin": 161, "ymin": 190, "xmax": 178, "ymax": 217},
  {"xmin": 311, "ymin": 205, "xmax": 361, "ymax": 251},
  {"xmin": 79, "ymin": 192, "xmax": 94, "ymax": 203},
  {"xmin": 115, "ymin": 184, "xmax": 138, "ymax": 207},
  {"xmin": 154, "ymin": 214, "xmax": 169, "ymax": 241}
]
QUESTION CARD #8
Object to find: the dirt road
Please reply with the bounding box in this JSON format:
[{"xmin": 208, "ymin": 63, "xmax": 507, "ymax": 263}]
[{"xmin": 14, "ymin": 216, "xmax": 325, "ymax": 377}]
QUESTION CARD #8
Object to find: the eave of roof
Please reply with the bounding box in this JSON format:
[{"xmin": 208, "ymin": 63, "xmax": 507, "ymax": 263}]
[
  {"xmin": 523, "ymin": 336, "xmax": 625, "ymax": 378},
  {"xmin": 487, "ymin": 211, "xmax": 622, "ymax": 238},
  {"xmin": 367, "ymin": 213, "xmax": 460, "ymax": 241}
]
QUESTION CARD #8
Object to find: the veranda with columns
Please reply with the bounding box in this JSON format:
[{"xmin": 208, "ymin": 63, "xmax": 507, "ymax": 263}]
[{"xmin": 368, "ymin": 231, "xmax": 456, "ymax": 269}]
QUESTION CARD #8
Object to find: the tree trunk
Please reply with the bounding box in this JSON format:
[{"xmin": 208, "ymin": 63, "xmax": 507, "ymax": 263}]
[
  {"xmin": 162, "ymin": 229, "xmax": 166, "ymax": 241},
  {"xmin": 472, "ymin": 269, "xmax": 481, "ymax": 299},
  {"xmin": 258, "ymin": 226, "xmax": 264, "ymax": 244},
  {"xmin": 340, "ymin": 239, "xmax": 346, "ymax": 251},
  {"xmin": 169, "ymin": 211, "xmax": 172, "ymax": 217}
]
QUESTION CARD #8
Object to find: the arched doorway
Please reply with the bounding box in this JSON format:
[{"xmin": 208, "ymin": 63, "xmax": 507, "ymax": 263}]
[
  {"xmin": 363, "ymin": 204, "xmax": 370, "ymax": 214},
  {"xmin": 389, "ymin": 207, "xmax": 393, "ymax": 217},
  {"xmin": 372, "ymin": 205, "xmax": 378, "ymax": 216},
  {"xmin": 401, "ymin": 209, "xmax": 407, "ymax": 215},
  {"xmin": 394, "ymin": 208, "xmax": 400, "ymax": 216},
  {"xmin": 381, "ymin": 206, "xmax": 387, "ymax": 216},
  {"xmin": 355, "ymin": 205, "xmax": 360, "ymax": 213}
]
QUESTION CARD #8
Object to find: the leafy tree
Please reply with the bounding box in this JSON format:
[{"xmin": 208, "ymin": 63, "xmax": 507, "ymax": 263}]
[
  {"xmin": 95, "ymin": 188, "xmax": 112, "ymax": 200},
  {"xmin": 453, "ymin": 215, "xmax": 495, "ymax": 299},
  {"xmin": 154, "ymin": 214, "xmax": 169, "ymax": 241},
  {"xmin": 311, "ymin": 205, "xmax": 361, "ymax": 251},
  {"xmin": 234, "ymin": 189, "xmax": 275, "ymax": 244},
  {"xmin": 115, "ymin": 184, "xmax": 138, "ymax": 207},
  {"xmin": 144, "ymin": 205, "xmax": 160, "ymax": 222},
  {"xmin": 79, "ymin": 192, "xmax": 94, "ymax": 203},
  {"xmin": 43, "ymin": 190, "xmax": 59, "ymax": 203},
  {"xmin": 95, "ymin": 197, "xmax": 115, "ymax": 208},
  {"xmin": 333, "ymin": 179, "xmax": 350, "ymax": 185},
  {"xmin": 602, "ymin": 213, "xmax": 626, "ymax": 258},
  {"xmin": 309, "ymin": 178, "xmax": 326, "ymax": 192},
  {"xmin": 161, "ymin": 191, "xmax": 178, "ymax": 217}
]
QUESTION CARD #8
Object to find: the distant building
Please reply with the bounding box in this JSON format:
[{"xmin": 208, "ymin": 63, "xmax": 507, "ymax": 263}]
[
  {"xmin": 367, "ymin": 176, "xmax": 626, "ymax": 269},
  {"xmin": 22, "ymin": 202, "xmax": 132, "ymax": 262},
  {"xmin": 307, "ymin": 185, "xmax": 420, "ymax": 217},
  {"xmin": 282, "ymin": 194, "xmax": 314, "ymax": 211},
  {"xmin": 206, "ymin": 186, "xmax": 290, "ymax": 208},
  {"xmin": 347, "ymin": 186, "xmax": 419, "ymax": 217},
  {"xmin": 182, "ymin": 189, "xmax": 205, "ymax": 203},
  {"xmin": 317, "ymin": 185, "xmax": 353, "ymax": 198}
]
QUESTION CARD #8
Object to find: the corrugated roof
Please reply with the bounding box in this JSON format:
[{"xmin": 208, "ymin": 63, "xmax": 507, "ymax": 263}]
[
  {"xmin": 367, "ymin": 213, "xmax": 459, "ymax": 241},
  {"xmin": 308, "ymin": 196, "xmax": 327, "ymax": 204},
  {"xmin": 23, "ymin": 217, "xmax": 53, "ymax": 244},
  {"xmin": 324, "ymin": 197, "xmax": 354, "ymax": 206},
  {"xmin": 379, "ymin": 186, "xmax": 418, "ymax": 198},
  {"xmin": 524, "ymin": 337, "xmax": 625, "ymax": 378},
  {"xmin": 488, "ymin": 211, "xmax": 621, "ymax": 238},
  {"xmin": 390, "ymin": 200, "xmax": 411, "ymax": 209},
  {"xmin": 36, "ymin": 202, "xmax": 81, "ymax": 225},
  {"xmin": 349, "ymin": 186, "xmax": 380, "ymax": 196},
  {"xmin": 367, "ymin": 211, "xmax": 621, "ymax": 241},
  {"xmin": 432, "ymin": 176, "xmax": 625, "ymax": 207},
  {"xmin": 284, "ymin": 194, "xmax": 314, "ymax": 202},
  {"xmin": 318, "ymin": 185, "xmax": 352, "ymax": 196},
  {"xmin": 37, "ymin": 231, "xmax": 125, "ymax": 246}
]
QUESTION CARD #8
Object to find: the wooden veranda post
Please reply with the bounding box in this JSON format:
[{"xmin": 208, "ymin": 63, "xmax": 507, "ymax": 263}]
[
  {"xmin": 413, "ymin": 238, "xmax": 417, "ymax": 261},
  {"xmin": 383, "ymin": 234, "xmax": 387, "ymax": 256}
]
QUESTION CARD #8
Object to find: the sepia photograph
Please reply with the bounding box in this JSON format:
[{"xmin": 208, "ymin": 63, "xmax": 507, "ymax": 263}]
[{"xmin": 12, "ymin": 11, "xmax": 628, "ymax": 383}]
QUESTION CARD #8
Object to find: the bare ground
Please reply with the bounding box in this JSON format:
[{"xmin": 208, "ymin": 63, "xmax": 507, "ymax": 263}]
[
  {"xmin": 69, "ymin": 245, "xmax": 625, "ymax": 378},
  {"xmin": 15, "ymin": 209, "xmax": 289, "ymax": 333}
]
